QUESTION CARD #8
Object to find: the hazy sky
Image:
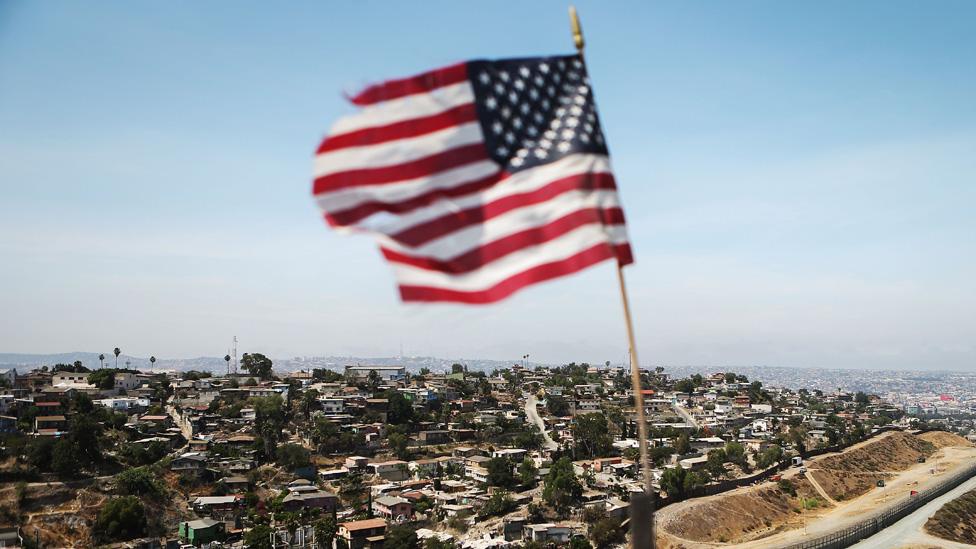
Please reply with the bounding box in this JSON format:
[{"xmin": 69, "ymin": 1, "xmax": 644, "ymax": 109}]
[{"xmin": 1, "ymin": 1, "xmax": 974, "ymax": 370}]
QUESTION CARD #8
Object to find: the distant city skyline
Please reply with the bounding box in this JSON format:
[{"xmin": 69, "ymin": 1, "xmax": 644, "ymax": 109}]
[{"xmin": 1, "ymin": 2, "xmax": 974, "ymax": 370}]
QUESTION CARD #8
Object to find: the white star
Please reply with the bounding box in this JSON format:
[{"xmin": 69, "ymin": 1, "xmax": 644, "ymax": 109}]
[
  {"xmin": 510, "ymin": 157, "xmax": 524, "ymax": 167},
  {"xmin": 574, "ymin": 95, "xmax": 586, "ymax": 106},
  {"xmin": 496, "ymin": 145, "xmax": 509, "ymax": 156},
  {"xmin": 508, "ymin": 91, "xmax": 518, "ymax": 104},
  {"xmin": 583, "ymin": 123, "xmax": 593, "ymax": 133},
  {"xmin": 492, "ymin": 121, "xmax": 503, "ymax": 135},
  {"xmin": 494, "ymin": 83, "xmax": 505, "ymax": 95},
  {"xmin": 557, "ymin": 141, "xmax": 572, "ymax": 152},
  {"xmin": 580, "ymin": 133, "xmax": 590, "ymax": 144},
  {"xmin": 485, "ymin": 96, "xmax": 498, "ymax": 110},
  {"xmin": 546, "ymin": 86, "xmax": 556, "ymax": 97},
  {"xmin": 505, "ymin": 132, "xmax": 516, "ymax": 144},
  {"xmin": 534, "ymin": 149, "xmax": 548, "ymax": 159},
  {"xmin": 557, "ymin": 60, "xmax": 566, "ymax": 71},
  {"xmin": 514, "ymin": 79, "xmax": 525, "ymax": 90},
  {"xmin": 519, "ymin": 66, "xmax": 531, "ymax": 78},
  {"xmin": 539, "ymin": 139, "xmax": 552, "ymax": 149},
  {"xmin": 561, "ymin": 128, "xmax": 575, "ymax": 139},
  {"xmin": 555, "ymin": 107, "xmax": 567, "ymax": 117},
  {"xmin": 520, "ymin": 103, "xmax": 530, "ymax": 115},
  {"xmin": 479, "ymin": 71, "xmax": 491, "ymax": 84},
  {"xmin": 570, "ymin": 105, "xmax": 583, "ymax": 116},
  {"xmin": 549, "ymin": 118, "xmax": 562, "ymax": 129},
  {"xmin": 534, "ymin": 76, "xmax": 545, "ymax": 87},
  {"xmin": 573, "ymin": 59, "xmax": 583, "ymax": 69},
  {"xmin": 539, "ymin": 63, "xmax": 550, "ymax": 74},
  {"xmin": 512, "ymin": 117, "xmax": 523, "ymax": 129},
  {"xmin": 501, "ymin": 106, "xmax": 511, "ymax": 119},
  {"xmin": 499, "ymin": 70, "xmax": 510, "ymax": 82},
  {"xmin": 533, "ymin": 112, "xmax": 544, "ymax": 124},
  {"xmin": 529, "ymin": 89, "xmax": 539, "ymax": 100},
  {"xmin": 566, "ymin": 118, "xmax": 579, "ymax": 128},
  {"xmin": 595, "ymin": 134, "xmax": 604, "ymax": 145},
  {"xmin": 578, "ymin": 85, "xmax": 589, "ymax": 95},
  {"xmin": 526, "ymin": 126, "xmax": 538, "ymax": 137},
  {"xmin": 568, "ymin": 71, "xmax": 580, "ymax": 81},
  {"xmin": 516, "ymin": 148, "xmax": 529, "ymax": 158},
  {"xmin": 541, "ymin": 99, "xmax": 551, "ymax": 110},
  {"xmin": 553, "ymin": 73, "xmax": 562, "ymax": 84},
  {"xmin": 544, "ymin": 130, "xmax": 557, "ymax": 140}
]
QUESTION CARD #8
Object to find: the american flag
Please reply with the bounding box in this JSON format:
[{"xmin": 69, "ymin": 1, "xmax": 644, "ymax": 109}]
[{"xmin": 312, "ymin": 54, "xmax": 633, "ymax": 303}]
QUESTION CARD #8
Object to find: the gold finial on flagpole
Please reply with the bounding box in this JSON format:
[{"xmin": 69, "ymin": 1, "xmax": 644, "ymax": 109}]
[{"xmin": 569, "ymin": 5, "xmax": 585, "ymax": 53}]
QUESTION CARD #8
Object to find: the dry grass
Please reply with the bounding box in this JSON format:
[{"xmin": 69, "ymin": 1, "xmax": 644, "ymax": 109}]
[
  {"xmin": 924, "ymin": 488, "xmax": 976, "ymax": 544},
  {"xmin": 811, "ymin": 432, "xmax": 936, "ymax": 501}
]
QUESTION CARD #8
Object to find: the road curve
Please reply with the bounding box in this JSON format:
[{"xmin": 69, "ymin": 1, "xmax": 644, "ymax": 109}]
[
  {"xmin": 850, "ymin": 473, "xmax": 976, "ymax": 549},
  {"xmin": 524, "ymin": 393, "xmax": 559, "ymax": 451}
]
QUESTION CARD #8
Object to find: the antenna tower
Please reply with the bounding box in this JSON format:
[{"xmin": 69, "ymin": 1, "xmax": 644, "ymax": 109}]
[{"xmin": 232, "ymin": 336, "xmax": 238, "ymax": 375}]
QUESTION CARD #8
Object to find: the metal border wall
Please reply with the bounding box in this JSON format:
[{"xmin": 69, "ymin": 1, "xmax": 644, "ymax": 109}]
[{"xmin": 780, "ymin": 462, "xmax": 976, "ymax": 549}]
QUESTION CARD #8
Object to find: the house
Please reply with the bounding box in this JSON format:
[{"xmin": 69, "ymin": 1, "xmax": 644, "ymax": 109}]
[
  {"xmin": 337, "ymin": 518, "xmax": 387, "ymax": 549},
  {"xmin": 34, "ymin": 415, "xmax": 67, "ymax": 433},
  {"xmin": 344, "ymin": 365, "xmax": 407, "ymax": 382},
  {"xmin": 179, "ymin": 518, "xmax": 225, "ymax": 546},
  {"xmin": 418, "ymin": 430, "xmax": 450, "ymax": 444},
  {"xmin": 114, "ymin": 371, "xmax": 142, "ymax": 392},
  {"xmin": 372, "ymin": 495, "xmax": 413, "ymax": 520},
  {"xmin": 345, "ymin": 456, "xmax": 369, "ymax": 470},
  {"xmin": 370, "ymin": 460, "xmax": 409, "ymax": 481},
  {"xmin": 319, "ymin": 467, "xmax": 350, "ymax": 481},
  {"xmin": 192, "ymin": 495, "xmax": 239, "ymax": 515},
  {"xmin": 0, "ymin": 368, "xmax": 16, "ymax": 385},
  {"xmin": 523, "ymin": 524, "xmax": 572, "ymax": 543},
  {"xmin": 220, "ymin": 476, "xmax": 250, "ymax": 493},
  {"xmin": 319, "ymin": 397, "xmax": 345, "ymax": 415},
  {"xmin": 171, "ymin": 453, "xmax": 208, "ymax": 474},
  {"xmin": 282, "ymin": 490, "xmax": 339, "ymax": 513},
  {"xmin": 491, "ymin": 448, "xmax": 527, "ymax": 462}
]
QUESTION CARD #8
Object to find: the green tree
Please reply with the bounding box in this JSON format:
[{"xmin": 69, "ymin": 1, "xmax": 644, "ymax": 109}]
[
  {"xmin": 241, "ymin": 352, "xmax": 274, "ymax": 380},
  {"xmin": 276, "ymin": 443, "xmax": 311, "ymax": 471},
  {"xmin": 757, "ymin": 444, "xmax": 783, "ymax": 469},
  {"xmin": 92, "ymin": 496, "xmax": 147, "ymax": 543},
  {"xmin": 388, "ymin": 430, "xmax": 410, "ymax": 460},
  {"xmin": 115, "ymin": 467, "xmax": 162, "ymax": 497},
  {"xmin": 244, "ymin": 524, "xmax": 273, "ymax": 549},
  {"xmin": 572, "ymin": 413, "xmax": 613, "ymax": 458},
  {"xmin": 299, "ymin": 388, "xmax": 320, "ymax": 420},
  {"xmin": 589, "ymin": 516, "xmax": 625, "ymax": 549},
  {"xmin": 451, "ymin": 363, "xmax": 465, "ymax": 375},
  {"xmin": 314, "ymin": 516, "xmax": 337, "ymax": 548},
  {"xmin": 546, "ymin": 395, "xmax": 570, "ymax": 416},
  {"xmin": 543, "ymin": 457, "xmax": 582, "ymax": 514},
  {"xmin": 385, "ymin": 526, "xmax": 419, "ymax": 549},
  {"xmin": 253, "ymin": 394, "xmax": 285, "ymax": 460},
  {"xmin": 485, "ymin": 457, "xmax": 515, "ymax": 488},
  {"xmin": 519, "ymin": 458, "xmax": 538, "ymax": 488},
  {"xmin": 478, "ymin": 491, "xmax": 517, "ymax": 518}
]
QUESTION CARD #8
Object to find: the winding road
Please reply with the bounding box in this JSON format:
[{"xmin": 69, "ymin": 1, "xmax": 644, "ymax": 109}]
[{"xmin": 524, "ymin": 393, "xmax": 559, "ymax": 451}]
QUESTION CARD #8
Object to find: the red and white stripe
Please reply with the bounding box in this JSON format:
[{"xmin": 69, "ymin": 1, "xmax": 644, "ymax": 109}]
[{"xmin": 312, "ymin": 63, "xmax": 633, "ymax": 303}]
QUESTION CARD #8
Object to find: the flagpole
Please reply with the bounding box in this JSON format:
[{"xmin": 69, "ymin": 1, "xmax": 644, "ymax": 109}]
[{"xmin": 568, "ymin": 7, "xmax": 655, "ymax": 549}]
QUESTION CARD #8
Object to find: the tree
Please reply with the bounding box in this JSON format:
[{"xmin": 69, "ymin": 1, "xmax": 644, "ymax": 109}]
[
  {"xmin": 385, "ymin": 526, "xmax": 419, "ymax": 549},
  {"xmin": 299, "ymin": 389, "xmax": 320, "ymax": 420},
  {"xmin": 589, "ymin": 517, "xmax": 625, "ymax": 548},
  {"xmin": 244, "ymin": 524, "xmax": 273, "ymax": 549},
  {"xmin": 115, "ymin": 467, "xmax": 162, "ymax": 497},
  {"xmin": 674, "ymin": 432, "xmax": 691, "ymax": 455},
  {"xmin": 478, "ymin": 491, "xmax": 517, "ymax": 519},
  {"xmin": 314, "ymin": 516, "xmax": 337, "ymax": 548},
  {"xmin": 313, "ymin": 368, "xmax": 342, "ymax": 382},
  {"xmin": 572, "ymin": 413, "xmax": 613, "ymax": 459},
  {"xmin": 485, "ymin": 457, "xmax": 515, "ymax": 488},
  {"xmin": 149, "ymin": 355, "xmax": 156, "ymax": 369},
  {"xmin": 241, "ymin": 353, "xmax": 274, "ymax": 380},
  {"xmin": 514, "ymin": 426, "xmax": 543, "ymax": 451},
  {"xmin": 659, "ymin": 466, "xmax": 705, "ymax": 500},
  {"xmin": 675, "ymin": 379, "xmax": 694, "ymax": 394},
  {"xmin": 98, "ymin": 353, "xmax": 105, "ymax": 368},
  {"xmin": 451, "ymin": 363, "xmax": 465, "ymax": 375},
  {"xmin": 276, "ymin": 443, "xmax": 311, "ymax": 471},
  {"xmin": 388, "ymin": 431, "xmax": 410, "ymax": 460},
  {"xmin": 519, "ymin": 458, "xmax": 538, "ymax": 488},
  {"xmin": 253, "ymin": 394, "xmax": 285, "ymax": 460},
  {"xmin": 546, "ymin": 395, "xmax": 570, "ymax": 416},
  {"xmin": 571, "ymin": 537, "xmax": 594, "ymax": 549},
  {"xmin": 543, "ymin": 457, "xmax": 582, "ymax": 514},
  {"xmin": 757, "ymin": 444, "xmax": 784, "ymax": 469},
  {"xmin": 113, "ymin": 347, "xmax": 121, "ymax": 368},
  {"xmin": 92, "ymin": 496, "xmax": 147, "ymax": 543}
]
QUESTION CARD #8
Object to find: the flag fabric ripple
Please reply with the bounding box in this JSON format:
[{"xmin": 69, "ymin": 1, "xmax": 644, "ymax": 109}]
[{"xmin": 312, "ymin": 54, "xmax": 633, "ymax": 304}]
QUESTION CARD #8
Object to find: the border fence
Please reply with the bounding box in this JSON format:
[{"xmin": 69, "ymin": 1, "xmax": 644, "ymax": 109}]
[{"xmin": 780, "ymin": 461, "xmax": 976, "ymax": 549}]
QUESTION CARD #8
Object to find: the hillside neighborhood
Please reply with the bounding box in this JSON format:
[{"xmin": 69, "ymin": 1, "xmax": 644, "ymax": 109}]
[{"xmin": 0, "ymin": 356, "xmax": 974, "ymax": 549}]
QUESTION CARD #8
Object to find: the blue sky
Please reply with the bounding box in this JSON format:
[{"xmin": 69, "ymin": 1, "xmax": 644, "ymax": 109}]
[{"xmin": 1, "ymin": 1, "xmax": 973, "ymax": 370}]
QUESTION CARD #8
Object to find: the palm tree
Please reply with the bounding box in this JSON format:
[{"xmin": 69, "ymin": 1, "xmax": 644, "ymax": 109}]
[
  {"xmin": 98, "ymin": 353, "xmax": 105, "ymax": 369},
  {"xmin": 150, "ymin": 355, "xmax": 156, "ymax": 371},
  {"xmin": 224, "ymin": 354, "xmax": 231, "ymax": 376},
  {"xmin": 113, "ymin": 347, "xmax": 121, "ymax": 368}
]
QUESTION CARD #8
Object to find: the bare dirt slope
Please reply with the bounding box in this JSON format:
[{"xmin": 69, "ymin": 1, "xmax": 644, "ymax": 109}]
[
  {"xmin": 810, "ymin": 431, "xmax": 936, "ymax": 501},
  {"xmin": 924, "ymin": 488, "xmax": 976, "ymax": 544},
  {"xmin": 918, "ymin": 431, "xmax": 973, "ymax": 449},
  {"xmin": 659, "ymin": 476, "xmax": 827, "ymax": 545}
]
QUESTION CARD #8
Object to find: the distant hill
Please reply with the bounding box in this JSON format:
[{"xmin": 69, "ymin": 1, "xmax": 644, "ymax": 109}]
[{"xmin": 0, "ymin": 352, "xmax": 544, "ymax": 374}]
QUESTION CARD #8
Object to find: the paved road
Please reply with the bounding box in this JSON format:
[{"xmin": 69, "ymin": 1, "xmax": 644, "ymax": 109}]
[
  {"xmin": 671, "ymin": 402, "xmax": 699, "ymax": 430},
  {"xmin": 850, "ymin": 474, "xmax": 976, "ymax": 549},
  {"xmin": 524, "ymin": 393, "xmax": 559, "ymax": 451}
]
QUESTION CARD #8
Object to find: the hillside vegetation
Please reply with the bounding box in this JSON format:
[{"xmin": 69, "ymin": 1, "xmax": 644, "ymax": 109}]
[{"xmin": 925, "ymin": 488, "xmax": 976, "ymax": 544}]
